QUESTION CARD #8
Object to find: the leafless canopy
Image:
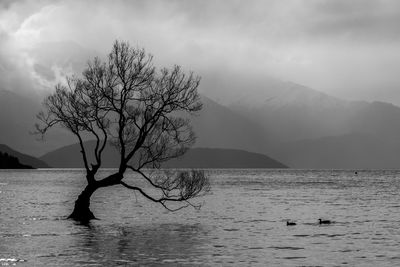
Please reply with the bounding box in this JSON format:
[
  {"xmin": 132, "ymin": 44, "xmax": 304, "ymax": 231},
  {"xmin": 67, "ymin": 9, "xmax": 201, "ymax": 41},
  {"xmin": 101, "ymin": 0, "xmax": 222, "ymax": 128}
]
[{"xmin": 36, "ymin": 40, "xmax": 209, "ymax": 211}]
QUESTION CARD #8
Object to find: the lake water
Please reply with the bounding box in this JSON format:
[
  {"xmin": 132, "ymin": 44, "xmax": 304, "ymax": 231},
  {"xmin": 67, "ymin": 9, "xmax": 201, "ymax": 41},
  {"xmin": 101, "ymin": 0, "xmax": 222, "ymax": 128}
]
[{"xmin": 1, "ymin": 169, "xmax": 400, "ymax": 266}]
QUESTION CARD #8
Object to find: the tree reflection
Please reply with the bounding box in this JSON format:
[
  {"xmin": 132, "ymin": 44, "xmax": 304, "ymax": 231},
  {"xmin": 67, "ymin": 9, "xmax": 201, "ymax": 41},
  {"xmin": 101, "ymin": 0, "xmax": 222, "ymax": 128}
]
[{"xmin": 72, "ymin": 223, "xmax": 208, "ymax": 265}]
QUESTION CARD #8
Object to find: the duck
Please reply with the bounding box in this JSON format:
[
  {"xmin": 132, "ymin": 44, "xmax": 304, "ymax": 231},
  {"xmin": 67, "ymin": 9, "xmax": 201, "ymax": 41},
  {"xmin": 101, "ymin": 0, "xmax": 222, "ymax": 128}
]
[
  {"xmin": 318, "ymin": 219, "xmax": 332, "ymax": 224},
  {"xmin": 286, "ymin": 221, "xmax": 297, "ymax": 226}
]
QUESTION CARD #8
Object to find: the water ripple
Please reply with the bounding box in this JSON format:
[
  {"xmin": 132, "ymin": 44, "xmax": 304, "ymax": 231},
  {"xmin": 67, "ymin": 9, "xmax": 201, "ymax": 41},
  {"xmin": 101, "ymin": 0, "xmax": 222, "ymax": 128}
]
[{"xmin": 2, "ymin": 169, "xmax": 400, "ymax": 266}]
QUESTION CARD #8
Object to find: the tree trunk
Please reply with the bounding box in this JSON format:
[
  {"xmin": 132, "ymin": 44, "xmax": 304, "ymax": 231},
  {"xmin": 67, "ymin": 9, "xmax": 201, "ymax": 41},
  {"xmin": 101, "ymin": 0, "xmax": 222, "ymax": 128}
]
[{"xmin": 68, "ymin": 183, "xmax": 98, "ymax": 222}]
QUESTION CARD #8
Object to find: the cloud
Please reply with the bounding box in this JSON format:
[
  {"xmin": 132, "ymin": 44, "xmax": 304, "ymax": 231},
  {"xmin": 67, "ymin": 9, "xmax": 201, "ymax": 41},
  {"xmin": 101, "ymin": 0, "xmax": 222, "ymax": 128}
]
[
  {"xmin": 306, "ymin": 0, "xmax": 400, "ymax": 42},
  {"xmin": 1, "ymin": 0, "xmax": 400, "ymax": 104}
]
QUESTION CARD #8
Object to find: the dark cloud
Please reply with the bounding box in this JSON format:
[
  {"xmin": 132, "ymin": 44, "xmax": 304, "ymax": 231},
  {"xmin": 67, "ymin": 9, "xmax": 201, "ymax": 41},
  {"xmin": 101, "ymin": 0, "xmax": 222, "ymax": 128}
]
[
  {"xmin": 0, "ymin": 0, "xmax": 22, "ymax": 9},
  {"xmin": 1, "ymin": 0, "xmax": 400, "ymax": 104},
  {"xmin": 33, "ymin": 64, "xmax": 55, "ymax": 81},
  {"xmin": 307, "ymin": 0, "xmax": 400, "ymax": 42}
]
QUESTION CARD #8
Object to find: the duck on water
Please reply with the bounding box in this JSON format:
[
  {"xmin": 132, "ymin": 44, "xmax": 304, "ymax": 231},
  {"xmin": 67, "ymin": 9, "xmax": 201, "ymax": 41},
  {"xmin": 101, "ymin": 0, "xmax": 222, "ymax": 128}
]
[
  {"xmin": 319, "ymin": 219, "xmax": 332, "ymax": 224},
  {"xmin": 286, "ymin": 219, "xmax": 332, "ymax": 225}
]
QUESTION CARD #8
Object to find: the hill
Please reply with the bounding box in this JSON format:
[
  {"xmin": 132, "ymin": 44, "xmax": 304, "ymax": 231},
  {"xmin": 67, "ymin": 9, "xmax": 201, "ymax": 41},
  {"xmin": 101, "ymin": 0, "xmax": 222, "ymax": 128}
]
[
  {"xmin": 39, "ymin": 141, "xmax": 287, "ymax": 168},
  {"xmin": 0, "ymin": 144, "xmax": 50, "ymax": 168},
  {"xmin": 39, "ymin": 141, "xmax": 119, "ymax": 168},
  {"xmin": 163, "ymin": 148, "xmax": 287, "ymax": 168},
  {"xmin": 0, "ymin": 151, "xmax": 33, "ymax": 169}
]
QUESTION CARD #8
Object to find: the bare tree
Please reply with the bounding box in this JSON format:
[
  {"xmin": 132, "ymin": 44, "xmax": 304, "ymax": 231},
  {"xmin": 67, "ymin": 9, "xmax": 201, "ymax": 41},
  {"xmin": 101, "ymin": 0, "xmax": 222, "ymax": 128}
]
[{"xmin": 36, "ymin": 40, "xmax": 210, "ymax": 222}]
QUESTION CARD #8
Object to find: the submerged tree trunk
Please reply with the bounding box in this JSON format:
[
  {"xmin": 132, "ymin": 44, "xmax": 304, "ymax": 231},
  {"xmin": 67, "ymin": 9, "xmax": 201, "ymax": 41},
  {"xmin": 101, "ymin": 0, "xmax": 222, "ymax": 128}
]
[{"xmin": 68, "ymin": 183, "xmax": 98, "ymax": 222}]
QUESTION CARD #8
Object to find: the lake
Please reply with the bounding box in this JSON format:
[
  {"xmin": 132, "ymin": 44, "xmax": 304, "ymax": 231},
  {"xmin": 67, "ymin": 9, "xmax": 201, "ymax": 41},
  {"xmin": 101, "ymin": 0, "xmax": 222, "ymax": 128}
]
[{"xmin": 1, "ymin": 169, "xmax": 400, "ymax": 266}]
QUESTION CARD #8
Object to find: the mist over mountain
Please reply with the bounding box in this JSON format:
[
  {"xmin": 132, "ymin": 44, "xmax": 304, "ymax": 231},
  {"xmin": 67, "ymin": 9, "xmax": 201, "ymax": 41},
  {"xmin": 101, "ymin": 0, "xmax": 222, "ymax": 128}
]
[
  {"xmin": 2, "ymin": 40, "xmax": 400, "ymax": 168},
  {"xmin": 192, "ymin": 96, "xmax": 274, "ymax": 153},
  {"xmin": 3, "ymin": 76, "xmax": 400, "ymax": 169},
  {"xmin": 230, "ymin": 91, "xmax": 400, "ymax": 145},
  {"xmin": 0, "ymin": 89, "xmax": 76, "ymax": 156},
  {"xmin": 202, "ymin": 74, "xmax": 355, "ymax": 142},
  {"xmin": 0, "ymin": 41, "xmax": 99, "ymax": 156},
  {"xmin": 0, "ymin": 88, "xmax": 274, "ymax": 158},
  {"xmin": 199, "ymin": 75, "xmax": 400, "ymax": 169},
  {"xmin": 229, "ymin": 83, "xmax": 351, "ymax": 142}
]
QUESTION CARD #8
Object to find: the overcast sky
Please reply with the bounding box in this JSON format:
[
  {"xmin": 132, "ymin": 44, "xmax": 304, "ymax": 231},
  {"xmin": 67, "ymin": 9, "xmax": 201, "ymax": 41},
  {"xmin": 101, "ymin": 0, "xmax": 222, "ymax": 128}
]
[{"xmin": 1, "ymin": 0, "xmax": 400, "ymax": 104}]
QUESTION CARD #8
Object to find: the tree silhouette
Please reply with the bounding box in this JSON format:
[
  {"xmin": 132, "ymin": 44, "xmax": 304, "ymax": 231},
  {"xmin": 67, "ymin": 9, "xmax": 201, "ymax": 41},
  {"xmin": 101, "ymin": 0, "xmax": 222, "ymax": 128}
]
[{"xmin": 36, "ymin": 40, "xmax": 209, "ymax": 222}]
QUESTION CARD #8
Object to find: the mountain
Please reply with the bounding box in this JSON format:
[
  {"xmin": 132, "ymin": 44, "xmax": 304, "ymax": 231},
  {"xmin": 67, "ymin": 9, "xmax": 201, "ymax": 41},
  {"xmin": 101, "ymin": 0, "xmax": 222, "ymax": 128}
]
[
  {"xmin": 0, "ymin": 152, "xmax": 33, "ymax": 169},
  {"xmin": 0, "ymin": 41, "xmax": 99, "ymax": 157},
  {"xmin": 39, "ymin": 141, "xmax": 119, "ymax": 168},
  {"xmin": 0, "ymin": 86, "xmax": 276, "ymax": 156},
  {"xmin": 200, "ymin": 74, "xmax": 400, "ymax": 169},
  {"xmin": 225, "ymin": 81, "xmax": 354, "ymax": 142},
  {"xmin": 0, "ymin": 89, "xmax": 272, "ymax": 156},
  {"xmin": 0, "ymin": 90, "xmax": 76, "ymax": 157},
  {"xmin": 163, "ymin": 148, "xmax": 287, "ymax": 168},
  {"xmin": 202, "ymin": 75, "xmax": 400, "ymax": 144},
  {"xmin": 4, "ymin": 70, "xmax": 400, "ymax": 169},
  {"xmin": 39, "ymin": 141, "xmax": 287, "ymax": 168},
  {"xmin": 192, "ymin": 96, "xmax": 274, "ymax": 153},
  {"xmin": 221, "ymin": 80, "xmax": 400, "ymax": 146},
  {"xmin": 0, "ymin": 144, "xmax": 49, "ymax": 168},
  {"xmin": 235, "ymin": 90, "xmax": 400, "ymax": 169}
]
